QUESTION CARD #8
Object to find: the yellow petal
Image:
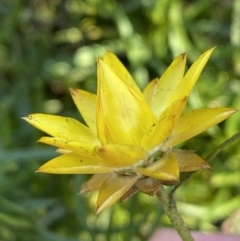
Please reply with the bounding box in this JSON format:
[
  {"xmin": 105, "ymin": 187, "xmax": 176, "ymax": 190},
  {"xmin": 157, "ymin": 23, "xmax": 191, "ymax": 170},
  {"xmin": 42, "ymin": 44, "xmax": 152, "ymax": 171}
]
[
  {"xmin": 96, "ymin": 58, "xmax": 157, "ymax": 145},
  {"xmin": 56, "ymin": 148, "xmax": 71, "ymax": 154},
  {"xmin": 142, "ymin": 78, "xmax": 158, "ymax": 105},
  {"xmin": 178, "ymin": 48, "xmax": 215, "ymax": 98},
  {"xmin": 134, "ymin": 151, "xmax": 179, "ymax": 181},
  {"xmin": 38, "ymin": 137, "xmax": 96, "ymax": 157},
  {"xmin": 96, "ymin": 172, "xmax": 139, "ymax": 214},
  {"xmin": 70, "ymin": 88, "xmax": 97, "ymax": 133},
  {"xmin": 150, "ymin": 53, "xmax": 186, "ymax": 119},
  {"xmin": 22, "ymin": 114, "xmax": 98, "ymax": 145},
  {"xmin": 163, "ymin": 107, "xmax": 237, "ymax": 148},
  {"xmin": 141, "ymin": 98, "xmax": 187, "ymax": 150},
  {"xmin": 95, "ymin": 144, "xmax": 147, "ymax": 167},
  {"xmin": 173, "ymin": 149, "xmax": 211, "ymax": 172},
  {"xmin": 37, "ymin": 153, "xmax": 116, "ymax": 174},
  {"xmin": 103, "ymin": 51, "xmax": 141, "ymax": 94},
  {"xmin": 80, "ymin": 173, "xmax": 110, "ymax": 194},
  {"xmin": 169, "ymin": 48, "xmax": 215, "ymax": 113}
]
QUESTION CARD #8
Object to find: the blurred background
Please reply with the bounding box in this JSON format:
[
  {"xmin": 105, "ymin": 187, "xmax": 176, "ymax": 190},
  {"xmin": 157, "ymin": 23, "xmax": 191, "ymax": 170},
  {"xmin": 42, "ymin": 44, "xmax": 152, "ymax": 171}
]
[{"xmin": 0, "ymin": 0, "xmax": 240, "ymax": 240}]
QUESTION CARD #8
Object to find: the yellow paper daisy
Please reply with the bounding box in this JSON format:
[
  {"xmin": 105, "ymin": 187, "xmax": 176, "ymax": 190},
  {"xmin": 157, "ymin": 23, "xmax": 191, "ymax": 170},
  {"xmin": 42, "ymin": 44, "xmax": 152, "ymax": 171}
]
[{"xmin": 23, "ymin": 48, "xmax": 236, "ymax": 214}]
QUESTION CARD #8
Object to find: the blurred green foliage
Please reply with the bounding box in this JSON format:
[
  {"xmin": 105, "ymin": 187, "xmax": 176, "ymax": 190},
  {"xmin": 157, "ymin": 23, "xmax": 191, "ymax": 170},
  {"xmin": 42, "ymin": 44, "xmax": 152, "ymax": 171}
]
[{"xmin": 0, "ymin": 0, "xmax": 240, "ymax": 240}]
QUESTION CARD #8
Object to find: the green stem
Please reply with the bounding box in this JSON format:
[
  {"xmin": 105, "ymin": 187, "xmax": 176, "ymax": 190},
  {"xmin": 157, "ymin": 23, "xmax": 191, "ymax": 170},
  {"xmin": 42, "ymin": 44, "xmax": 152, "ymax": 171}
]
[
  {"xmin": 205, "ymin": 131, "xmax": 240, "ymax": 163},
  {"xmin": 155, "ymin": 132, "xmax": 240, "ymax": 240},
  {"xmin": 156, "ymin": 185, "xmax": 194, "ymax": 241}
]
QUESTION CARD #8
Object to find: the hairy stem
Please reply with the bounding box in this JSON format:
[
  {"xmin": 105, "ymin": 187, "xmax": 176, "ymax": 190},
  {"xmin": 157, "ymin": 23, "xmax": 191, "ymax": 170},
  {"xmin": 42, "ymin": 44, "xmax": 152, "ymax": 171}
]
[
  {"xmin": 156, "ymin": 185, "xmax": 194, "ymax": 241},
  {"xmin": 154, "ymin": 132, "xmax": 240, "ymax": 240}
]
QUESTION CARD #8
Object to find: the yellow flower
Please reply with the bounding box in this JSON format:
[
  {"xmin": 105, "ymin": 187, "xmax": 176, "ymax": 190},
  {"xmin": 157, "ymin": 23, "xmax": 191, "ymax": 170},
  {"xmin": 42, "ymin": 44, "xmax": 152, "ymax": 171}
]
[{"xmin": 23, "ymin": 48, "xmax": 236, "ymax": 214}]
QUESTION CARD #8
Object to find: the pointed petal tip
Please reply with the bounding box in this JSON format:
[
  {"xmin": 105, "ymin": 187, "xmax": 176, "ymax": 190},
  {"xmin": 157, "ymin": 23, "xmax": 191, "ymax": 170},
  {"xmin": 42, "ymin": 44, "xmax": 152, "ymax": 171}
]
[
  {"xmin": 79, "ymin": 187, "xmax": 90, "ymax": 195},
  {"xmin": 231, "ymin": 108, "xmax": 238, "ymax": 113},
  {"xmin": 103, "ymin": 50, "xmax": 112, "ymax": 56},
  {"xmin": 203, "ymin": 163, "xmax": 212, "ymax": 169},
  {"xmin": 36, "ymin": 166, "xmax": 49, "ymax": 173},
  {"xmin": 69, "ymin": 88, "xmax": 77, "ymax": 95},
  {"xmin": 95, "ymin": 206, "xmax": 101, "ymax": 215},
  {"xmin": 223, "ymin": 108, "xmax": 238, "ymax": 116},
  {"xmin": 96, "ymin": 56, "xmax": 101, "ymax": 63},
  {"xmin": 78, "ymin": 190, "xmax": 85, "ymax": 195},
  {"xmin": 202, "ymin": 47, "xmax": 216, "ymax": 58},
  {"xmin": 21, "ymin": 115, "xmax": 31, "ymax": 121},
  {"xmin": 205, "ymin": 166, "xmax": 212, "ymax": 170},
  {"xmin": 180, "ymin": 52, "xmax": 186, "ymax": 59}
]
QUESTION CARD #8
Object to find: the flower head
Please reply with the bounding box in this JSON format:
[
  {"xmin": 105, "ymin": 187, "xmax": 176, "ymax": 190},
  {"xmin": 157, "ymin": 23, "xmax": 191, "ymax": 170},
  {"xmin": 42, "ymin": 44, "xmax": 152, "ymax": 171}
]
[{"xmin": 23, "ymin": 48, "xmax": 236, "ymax": 214}]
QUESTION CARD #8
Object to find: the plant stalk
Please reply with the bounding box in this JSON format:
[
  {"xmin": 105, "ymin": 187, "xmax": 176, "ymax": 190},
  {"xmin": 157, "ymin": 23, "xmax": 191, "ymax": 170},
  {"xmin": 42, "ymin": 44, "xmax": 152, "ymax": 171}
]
[{"xmin": 156, "ymin": 185, "xmax": 194, "ymax": 241}]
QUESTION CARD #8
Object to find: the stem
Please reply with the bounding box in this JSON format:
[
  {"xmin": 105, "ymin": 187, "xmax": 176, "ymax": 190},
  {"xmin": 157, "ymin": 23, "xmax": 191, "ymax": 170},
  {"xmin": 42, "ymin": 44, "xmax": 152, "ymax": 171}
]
[
  {"xmin": 156, "ymin": 185, "xmax": 194, "ymax": 241},
  {"xmin": 154, "ymin": 132, "xmax": 240, "ymax": 240},
  {"xmin": 205, "ymin": 131, "xmax": 240, "ymax": 163}
]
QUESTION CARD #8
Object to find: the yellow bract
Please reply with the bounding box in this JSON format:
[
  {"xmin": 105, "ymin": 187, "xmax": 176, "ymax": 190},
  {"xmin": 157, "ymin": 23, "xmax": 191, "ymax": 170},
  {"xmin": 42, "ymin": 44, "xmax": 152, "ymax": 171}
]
[
  {"xmin": 23, "ymin": 48, "xmax": 237, "ymax": 214},
  {"xmin": 37, "ymin": 153, "xmax": 116, "ymax": 174},
  {"xmin": 70, "ymin": 89, "xmax": 97, "ymax": 133},
  {"xmin": 163, "ymin": 107, "xmax": 236, "ymax": 148},
  {"xmin": 95, "ymin": 173, "xmax": 140, "ymax": 214},
  {"xmin": 134, "ymin": 151, "xmax": 179, "ymax": 181},
  {"xmin": 96, "ymin": 57, "xmax": 157, "ymax": 146}
]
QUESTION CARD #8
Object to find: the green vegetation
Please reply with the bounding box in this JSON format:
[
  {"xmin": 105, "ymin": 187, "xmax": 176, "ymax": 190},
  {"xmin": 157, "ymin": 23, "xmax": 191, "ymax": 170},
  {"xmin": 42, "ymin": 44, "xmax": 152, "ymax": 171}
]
[{"xmin": 0, "ymin": 0, "xmax": 239, "ymax": 240}]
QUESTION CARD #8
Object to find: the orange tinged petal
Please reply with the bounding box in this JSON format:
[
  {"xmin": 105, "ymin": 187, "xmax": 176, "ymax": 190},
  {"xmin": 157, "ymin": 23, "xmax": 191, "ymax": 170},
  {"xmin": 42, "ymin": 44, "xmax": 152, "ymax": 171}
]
[
  {"xmin": 95, "ymin": 144, "xmax": 147, "ymax": 167},
  {"xmin": 119, "ymin": 186, "xmax": 139, "ymax": 202},
  {"xmin": 80, "ymin": 173, "xmax": 110, "ymax": 194},
  {"xmin": 134, "ymin": 151, "xmax": 179, "ymax": 181},
  {"xmin": 96, "ymin": 58, "xmax": 157, "ymax": 145},
  {"xmin": 173, "ymin": 149, "xmax": 211, "ymax": 172},
  {"xmin": 70, "ymin": 88, "xmax": 97, "ymax": 133},
  {"xmin": 163, "ymin": 108, "xmax": 237, "ymax": 148},
  {"xmin": 135, "ymin": 178, "xmax": 162, "ymax": 195},
  {"xmin": 37, "ymin": 153, "xmax": 116, "ymax": 174},
  {"xmin": 96, "ymin": 172, "xmax": 139, "ymax": 214}
]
